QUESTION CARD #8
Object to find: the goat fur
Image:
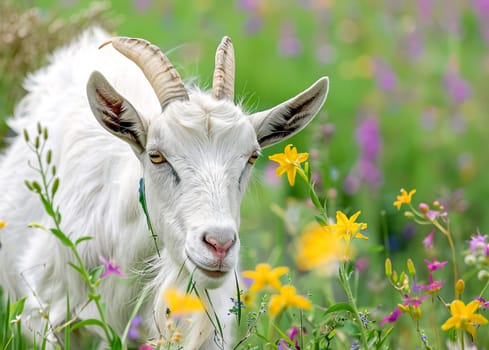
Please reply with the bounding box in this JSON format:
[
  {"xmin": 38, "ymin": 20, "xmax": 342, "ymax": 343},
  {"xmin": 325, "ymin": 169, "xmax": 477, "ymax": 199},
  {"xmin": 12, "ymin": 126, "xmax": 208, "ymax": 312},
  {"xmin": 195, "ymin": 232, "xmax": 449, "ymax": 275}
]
[{"xmin": 0, "ymin": 27, "xmax": 328, "ymax": 349}]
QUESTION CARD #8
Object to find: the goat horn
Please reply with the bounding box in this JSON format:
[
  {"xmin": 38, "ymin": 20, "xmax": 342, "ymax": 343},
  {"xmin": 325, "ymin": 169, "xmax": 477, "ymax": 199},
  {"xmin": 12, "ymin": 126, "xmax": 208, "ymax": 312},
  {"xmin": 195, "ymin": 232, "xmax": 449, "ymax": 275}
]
[
  {"xmin": 101, "ymin": 37, "xmax": 189, "ymax": 110},
  {"xmin": 212, "ymin": 36, "xmax": 235, "ymax": 101}
]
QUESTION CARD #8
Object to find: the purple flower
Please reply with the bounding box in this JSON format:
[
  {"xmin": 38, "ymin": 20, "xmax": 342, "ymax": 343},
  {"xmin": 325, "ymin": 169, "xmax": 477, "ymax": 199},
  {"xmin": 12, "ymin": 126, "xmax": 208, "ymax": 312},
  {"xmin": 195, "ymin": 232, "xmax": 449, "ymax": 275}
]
[
  {"xmin": 344, "ymin": 115, "xmax": 383, "ymax": 193},
  {"xmin": 475, "ymin": 296, "xmax": 489, "ymax": 309},
  {"xmin": 423, "ymin": 231, "xmax": 435, "ymax": 249},
  {"xmin": 424, "ymin": 258, "xmax": 448, "ymax": 271},
  {"xmin": 421, "ymin": 274, "xmax": 444, "ymax": 294},
  {"xmin": 128, "ymin": 315, "xmax": 143, "ymax": 340},
  {"xmin": 99, "ymin": 256, "xmax": 126, "ymax": 279},
  {"xmin": 417, "ymin": 0, "xmax": 432, "ymax": 21},
  {"xmin": 356, "ymin": 115, "xmax": 381, "ymax": 163},
  {"xmin": 442, "ymin": 61, "xmax": 471, "ymax": 104},
  {"xmin": 278, "ymin": 326, "xmax": 301, "ymax": 349},
  {"xmin": 133, "ymin": 0, "xmax": 152, "ymax": 12},
  {"xmin": 379, "ymin": 307, "xmax": 402, "ymax": 326},
  {"xmin": 243, "ymin": 15, "xmax": 263, "ymax": 35},
  {"xmin": 469, "ymin": 234, "xmax": 489, "ymax": 255},
  {"xmin": 374, "ymin": 58, "xmax": 398, "ymax": 92},
  {"xmin": 279, "ymin": 22, "xmax": 302, "ymax": 57},
  {"xmin": 405, "ymin": 30, "xmax": 424, "ymax": 61},
  {"xmin": 403, "ymin": 294, "xmax": 429, "ymax": 307}
]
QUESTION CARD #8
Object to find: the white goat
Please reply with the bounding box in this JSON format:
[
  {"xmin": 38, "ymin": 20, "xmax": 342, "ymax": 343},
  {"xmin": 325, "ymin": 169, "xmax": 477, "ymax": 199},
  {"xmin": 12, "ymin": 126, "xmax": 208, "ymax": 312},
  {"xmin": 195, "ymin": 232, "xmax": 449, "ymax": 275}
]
[{"xmin": 0, "ymin": 27, "xmax": 328, "ymax": 349}]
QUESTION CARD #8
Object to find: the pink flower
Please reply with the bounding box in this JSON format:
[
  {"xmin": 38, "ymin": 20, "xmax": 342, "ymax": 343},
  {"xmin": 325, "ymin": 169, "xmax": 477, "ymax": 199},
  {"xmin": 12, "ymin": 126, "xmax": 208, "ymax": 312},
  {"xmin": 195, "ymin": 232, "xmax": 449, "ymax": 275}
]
[
  {"xmin": 421, "ymin": 274, "xmax": 444, "ymax": 294},
  {"xmin": 99, "ymin": 256, "xmax": 126, "ymax": 279},
  {"xmin": 475, "ymin": 297, "xmax": 489, "ymax": 309},
  {"xmin": 424, "ymin": 257, "xmax": 448, "ymax": 271},
  {"xmin": 422, "ymin": 231, "xmax": 435, "ymax": 249},
  {"xmin": 380, "ymin": 307, "xmax": 402, "ymax": 326},
  {"xmin": 403, "ymin": 294, "xmax": 429, "ymax": 307}
]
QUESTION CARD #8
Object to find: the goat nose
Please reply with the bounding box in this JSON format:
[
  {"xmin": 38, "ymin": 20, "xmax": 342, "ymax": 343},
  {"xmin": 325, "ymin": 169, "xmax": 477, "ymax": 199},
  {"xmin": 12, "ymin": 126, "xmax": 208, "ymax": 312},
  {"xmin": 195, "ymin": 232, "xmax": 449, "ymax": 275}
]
[{"xmin": 203, "ymin": 233, "xmax": 236, "ymax": 260}]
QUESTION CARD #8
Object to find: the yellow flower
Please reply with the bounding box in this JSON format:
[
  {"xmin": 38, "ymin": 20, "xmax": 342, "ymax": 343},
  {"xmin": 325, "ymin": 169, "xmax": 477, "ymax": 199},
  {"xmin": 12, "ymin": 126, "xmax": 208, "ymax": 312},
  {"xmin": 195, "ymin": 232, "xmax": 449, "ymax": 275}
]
[
  {"xmin": 329, "ymin": 211, "xmax": 368, "ymax": 241},
  {"xmin": 269, "ymin": 285, "xmax": 312, "ymax": 317},
  {"xmin": 242, "ymin": 263, "xmax": 289, "ymax": 292},
  {"xmin": 441, "ymin": 300, "xmax": 488, "ymax": 338},
  {"xmin": 295, "ymin": 223, "xmax": 351, "ymax": 271},
  {"xmin": 0, "ymin": 220, "xmax": 6, "ymax": 229},
  {"xmin": 162, "ymin": 288, "xmax": 205, "ymax": 318},
  {"xmin": 393, "ymin": 188, "xmax": 416, "ymax": 210},
  {"xmin": 268, "ymin": 144, "xmax": 308, "ymax": 186}
]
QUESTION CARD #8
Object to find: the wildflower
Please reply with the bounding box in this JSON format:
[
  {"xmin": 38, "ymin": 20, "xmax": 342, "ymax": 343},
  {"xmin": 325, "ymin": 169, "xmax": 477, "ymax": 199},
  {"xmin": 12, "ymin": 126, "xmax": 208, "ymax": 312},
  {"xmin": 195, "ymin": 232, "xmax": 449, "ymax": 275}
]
[
  {"xmin": 422, "ymin": 274, "xmax": 444, "ymax": 294},
  {"xmin": 269, "ymin": 285, "xmax": 312, "ymax": 317},
  {"xmin": 163, "ymin": 288, "xmax": 205, "ymax": 318},
  {"xmin": 0, "ymin": 220, "xmax": 6, "ymax": 229},
  {"xmin": 128, "ymin": 315, "xmax": 143, "ymax": 340},
  {"xmin": 277, "ymin": 326, "xmax": 301, "ymax": 350},
  {"xmin": 138, "ymin": 345, "xmax": 153, "ymax": 350},
  {"xmin": 329, "ymin": 210, "xmax": 368, "ymax": 241},
  {"xmin": 469, "ymin": 234, "xmax": 489, "ymax": 256},
  {"xmin": 456, "ymin": 279, "xmax": 465, "ymax": 297},
  {"xmin": 475, "ymin": 297, "xmax": 489, "ymax": 309},
  {"xmin": 422, "ymin": 231, "xmax": 435, "ymax": 249},
  {"xmin": 99, "ymin": 256, "xmax": 126, "ymax": 279},
  {"xmin": 268, "ymin": 144, "xmax": 308, "ymax": 186},
  {"xmin": 399, "ymin": 294, "xmax": 429, "ymax": 320},
  {"xmin": 424, "ymin": 257, "xmax": 448, "ymax": 271},
  {"xmin": 279, "ymin": 22, "xmax": 302, "ymax": 57},
  {"xmin": 295, "ymin": 223, "xmax": 350, "ymax": 272},
  {"xmin": 393, "ymin": 189, "xmax": 416, "ymax": 210},
  {"xmin": 242, "ymin": 263, "xmax": 289, "ymax": 292},
  {"xmin": 228, "ymin": 296, "xmax": 246, "ymax": 316},
  {"xmin": 441, "ymin": 300, "xmax": 488, "ymax": 338},
  {"xmin": 379, "ymin": 307, "xmax": 402, "ymax": 326},
  {"xmin": 374, "ymin": 58, "xmax": 398, "ymax": 92},
  {"xmin": 171, "ymin": 329, "xmax": 182, "ymax": 343}
]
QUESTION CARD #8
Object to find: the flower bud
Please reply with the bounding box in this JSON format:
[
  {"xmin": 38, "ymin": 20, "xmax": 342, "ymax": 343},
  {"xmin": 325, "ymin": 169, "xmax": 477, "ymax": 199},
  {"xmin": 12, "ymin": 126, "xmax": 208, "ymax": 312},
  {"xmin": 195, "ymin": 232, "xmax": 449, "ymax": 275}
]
[
  {"xmin": 385, "ymin": 258, "xmax": 392, "ymax": 277},
  {"xmin": 455, "ymin": 279, "xmax": 465, "ymax": 296},
  {"xmin": 418, "ymin": 203, "xmax": 429, "ymax": 213},
  {"xmin": 406, "ymin": 258, "xmax": 416, "ymax": 276},
  {"xmin": 464, "ymin": 254, "xmax": 476, "ymax": 265},
  {"xmin": 404, "ymin": 211, "xmax": 414, "ymax": 218},
  {"xmin": 477, "ymin": 270, "xmax": 489, "ymax": 281}
]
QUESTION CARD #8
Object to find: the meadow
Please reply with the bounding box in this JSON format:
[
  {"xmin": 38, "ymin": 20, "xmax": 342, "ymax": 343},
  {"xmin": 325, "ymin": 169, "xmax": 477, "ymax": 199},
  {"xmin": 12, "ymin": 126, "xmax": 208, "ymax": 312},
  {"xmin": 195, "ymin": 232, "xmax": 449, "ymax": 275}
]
[{"xmin": 1, "ymin": 0, "xmax": 489, "ymax": 349}]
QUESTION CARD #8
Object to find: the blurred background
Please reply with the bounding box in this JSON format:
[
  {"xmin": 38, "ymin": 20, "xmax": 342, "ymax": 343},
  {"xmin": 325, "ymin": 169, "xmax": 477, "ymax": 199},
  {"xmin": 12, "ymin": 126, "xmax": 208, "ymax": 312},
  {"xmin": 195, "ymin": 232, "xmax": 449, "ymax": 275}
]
[{"xmin": 1, "ymin": 0, "xmax": 489, "ymax": 347}]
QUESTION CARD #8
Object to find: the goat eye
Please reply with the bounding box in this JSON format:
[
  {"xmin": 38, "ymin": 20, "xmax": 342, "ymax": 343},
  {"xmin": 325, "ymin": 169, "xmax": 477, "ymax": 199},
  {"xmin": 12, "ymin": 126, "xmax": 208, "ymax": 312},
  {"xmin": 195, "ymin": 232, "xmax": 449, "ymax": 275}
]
[
  {"xmin": 247, "ymin": 151, "xmax": 259, "ymax": 165},
  {"xmin": 149, "ymin": 150, "xmax": 166, "ymax": 164}
]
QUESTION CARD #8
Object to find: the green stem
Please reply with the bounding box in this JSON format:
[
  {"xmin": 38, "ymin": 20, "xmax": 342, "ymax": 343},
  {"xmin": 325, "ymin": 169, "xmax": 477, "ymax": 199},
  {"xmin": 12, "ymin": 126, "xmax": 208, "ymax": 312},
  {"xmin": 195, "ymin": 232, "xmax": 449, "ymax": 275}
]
[
  {"xmin": 339, "ymin": 262, "xmax": 368, "ymax": 349},
  {"xmin": 33, "ymin": 141, "xmax": 113, "ymax": 344},
  {"xmin": 478, "ymin": 276, "xmax": 489, "ymax": 297},
  {"xmin": 433, "ymin": 220, "xmax": 458, "ymax": 282}
]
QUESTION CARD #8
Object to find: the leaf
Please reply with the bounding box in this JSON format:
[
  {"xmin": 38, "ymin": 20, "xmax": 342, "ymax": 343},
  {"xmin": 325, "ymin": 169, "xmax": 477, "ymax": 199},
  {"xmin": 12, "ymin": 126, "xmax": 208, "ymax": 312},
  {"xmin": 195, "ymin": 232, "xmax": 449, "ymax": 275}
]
[
  {"xmin": 75, "ymin": 236, "xmax": 93, "ymax": 246},
  {"xmin": 233, "ymin": 271, "xmax": 242, "ymax": 326},
  {"xmin": 322, "ymin": 302, "xmax": 356, "ymax": 316},
  {"xmin": 8, "ymin": 297, "xmax": 27, "ymax": 320},
  {"xmin": 51, "ymin": 177, "xmax": 59, "ymax": 198},
  {"xmin": 314, "ymin": 215, "xmax": 328, "ymax": 226},
  {"xmin": 50, "ymin": 228, "xmax": 72, "ymax": 247},
  {"xmin": 70, "ymin": 318, "xmax": 106, "ymax": 332},
  {"xmin": 89, "ymin": 266, "xmax": 104, "ymax": 283},
  {"xmin": 40, "ymin": 195, "xmax": 55, "ymax": 218},
  {"xmin": 68, "ymin": 262, "xmax": 83, "ymax": 275}
]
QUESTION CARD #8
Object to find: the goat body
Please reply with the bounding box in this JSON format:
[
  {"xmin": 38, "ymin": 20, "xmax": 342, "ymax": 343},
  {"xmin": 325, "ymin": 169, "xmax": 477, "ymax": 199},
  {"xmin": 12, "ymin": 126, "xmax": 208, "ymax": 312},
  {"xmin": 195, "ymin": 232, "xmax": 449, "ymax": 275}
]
[{"xmin": 0, "ymin": 28, "xmax": 328, "ymax": 349}]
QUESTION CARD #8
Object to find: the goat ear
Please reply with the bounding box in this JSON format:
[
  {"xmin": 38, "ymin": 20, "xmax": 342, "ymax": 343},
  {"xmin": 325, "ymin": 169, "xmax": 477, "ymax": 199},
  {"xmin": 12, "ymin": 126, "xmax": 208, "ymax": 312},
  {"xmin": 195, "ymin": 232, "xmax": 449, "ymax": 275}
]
[
  {"xmin": 87, "ymin": 71, "xmax": 147, "ymax": 153},
  {"xmin": 251, "ymin": 77, "xmax": 329, "ymax": 148}
]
